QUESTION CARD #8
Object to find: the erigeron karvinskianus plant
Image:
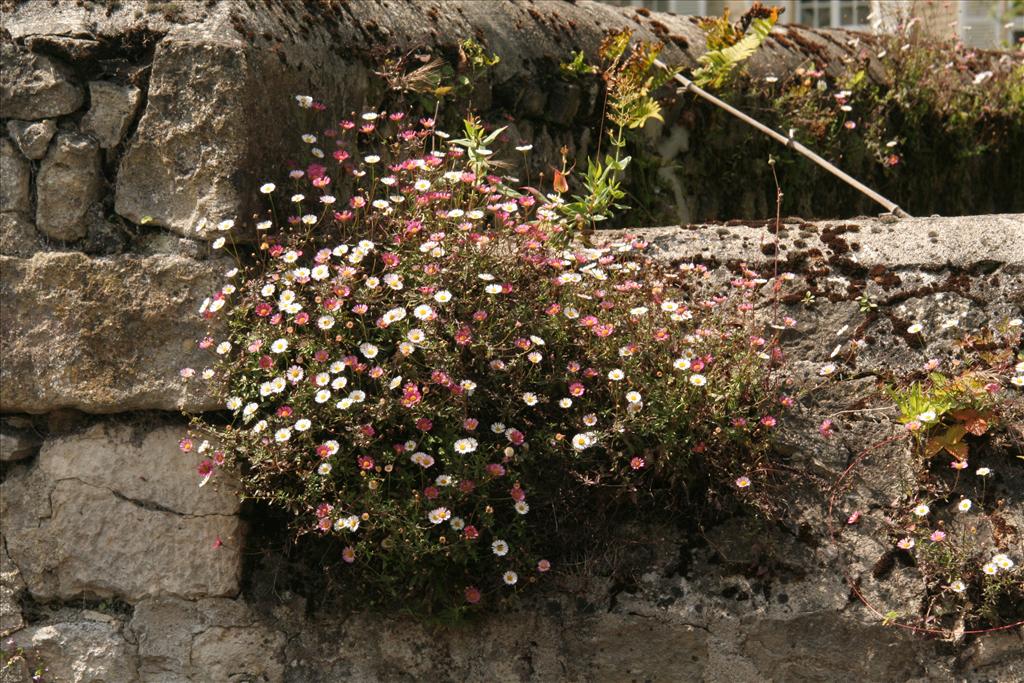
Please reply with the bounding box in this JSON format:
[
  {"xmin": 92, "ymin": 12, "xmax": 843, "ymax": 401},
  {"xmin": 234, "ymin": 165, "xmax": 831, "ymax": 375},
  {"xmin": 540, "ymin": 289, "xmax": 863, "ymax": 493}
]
[
  {"xmin": 881, "ymin": 340, "xmax": 1024, "ymax": 634},
  {"xmin": 181, "ymin": 60, "xmax": 791, "ymax": 612}
]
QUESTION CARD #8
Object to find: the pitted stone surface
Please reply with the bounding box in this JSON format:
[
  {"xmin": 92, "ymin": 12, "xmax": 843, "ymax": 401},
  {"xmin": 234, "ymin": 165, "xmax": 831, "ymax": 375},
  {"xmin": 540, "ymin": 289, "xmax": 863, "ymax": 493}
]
[
  {"xmin": 0, "ymin": 138, "xmax": 31, "ymax": 215},
  {"xmin": 5, "ymin": 119, "xmax": 56, "ymax": 160},
  {"xmin": 0, "ymin": 421, "xmax": 242, "ymax": 603},
  {"xmin": 0, "ymin": 38, "xmax": 84, "ymax": 120},
  {"xmin": 81, "ymin": 80, "xmax": 142, "ymax": 149},
  {"xmin": 0, "ymin": 212, "xmax": 40, "ymax": 257},
  {"xmin": 35, "ymin": 132, "xmax": 102, "ymax": 241},
  {"xmin": 9, "ymin": 620, "xmax": 138, "ymax": 683},
  {"xmin": 0, "ymin": 251, "xmax": 224, "ymax": 414}
]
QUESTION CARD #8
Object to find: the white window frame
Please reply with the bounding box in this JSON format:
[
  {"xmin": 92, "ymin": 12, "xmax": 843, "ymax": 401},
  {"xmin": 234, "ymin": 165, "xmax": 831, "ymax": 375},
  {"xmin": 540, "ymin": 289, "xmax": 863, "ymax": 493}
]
[{"xmin": 795, "ymin": 0, "xmax": 873, "ymax": 30}]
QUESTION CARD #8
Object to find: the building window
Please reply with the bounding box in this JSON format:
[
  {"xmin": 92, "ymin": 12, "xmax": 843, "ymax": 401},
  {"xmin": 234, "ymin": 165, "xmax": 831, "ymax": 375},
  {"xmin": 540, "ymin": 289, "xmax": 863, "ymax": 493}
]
[
  {"xmin": 602, "ymin": 0, "xmax": 708, "ymax": 16},
  {"xmin": 797, "ymin": 0, "xmax": 872, "ymax": 29}
]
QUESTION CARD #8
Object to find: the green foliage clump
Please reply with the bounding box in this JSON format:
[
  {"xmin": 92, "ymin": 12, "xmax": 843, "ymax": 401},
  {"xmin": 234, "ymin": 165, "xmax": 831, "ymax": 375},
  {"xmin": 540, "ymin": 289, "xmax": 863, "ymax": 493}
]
[
  {"xmin": 181, "ymin": 84, "xmax": 789, "ymax": 613},
  {"xmin": 877, "ymin": 335, "xmax": 1024, "ymax": 635}
]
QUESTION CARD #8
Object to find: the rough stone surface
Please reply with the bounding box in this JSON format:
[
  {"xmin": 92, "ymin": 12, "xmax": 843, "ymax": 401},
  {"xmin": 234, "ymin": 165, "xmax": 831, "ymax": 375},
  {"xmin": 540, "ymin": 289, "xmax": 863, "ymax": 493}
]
[
  {"xmin": 0, "ymin": 138, "xmax": 31, "ymax": 215},
  {"xmin": 81, "ymin": 80, "xmax": 142, "ymax": 149},
  {"xmin": 35, "ymin": 132, "xmax": 102, "ymax": 241},
  {"xmin": 0, "ymin": 211, "xmax": 40, "ymax": 258},
  {"xmin": 0, "ymin": 251, "xmax": 224, "ymax": 414},
  {"xmin": 0, "ymin": 421, "xmax": 242, "ymax": 603},
  {"xmin": 130, "ymin": 597, "xmax": 286, "ymax": 683},
  {"xmin": 0, "ymin": 536, "xmax": 26, "ymax": 636},
  {"xmin": 9, "ymin": 620, "xmax": 138, "ymax": 683},
  {"xmin": 5, "ymin": 119, "xmax": 56, "ymax": 160},
  {"xmin": 635, "ymin": 214, "xmax": 1024, "ymax": 270},
  {"xmin": 0, "ymin": 38, "xmax": 84, "ymax": 120}
]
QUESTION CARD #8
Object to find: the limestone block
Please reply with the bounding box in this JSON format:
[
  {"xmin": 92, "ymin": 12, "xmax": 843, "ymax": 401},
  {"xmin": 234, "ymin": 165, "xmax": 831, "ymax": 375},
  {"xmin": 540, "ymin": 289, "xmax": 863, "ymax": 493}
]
[
  {"xmin": 0, "ymin": 251, "xmax": 224, "ymax": 414},
  {"xmin": 35, "ymin": 132, "xmax": 102, "ymax": 241},
  {"xmin": 0, "ymin": 212, "xmax": 40, "ymax": 258},
  {"xmin": 0, "ymin": 39, "xmax": 84, "ymax": 120},
  {"xmin": 0, "ymin": 422, "xmax": 242, "ymax": 602},
  {"xmin": 130, "ymin": 597, "xmax": 286, "ymax": 683},
  {"xmin": 5, "ymin": 119, "xmax": 56, "ymax": 160},
  {"xmin": 9, "ymin": 620, "xmax": 138, "ymax": 683},
  {"xmin": 81, "ymin": 80, "xmax": 142, "ymax": 149},
  {"xmin": 114, "ymin": 39, "xmax": 255, "ymax": 238},
  {"xmin": 0, "ymin": 535, "xmax": 26, "ymax": 636},
  {"xmin": 39, "ymin": 422, "xmax": 239, "ymax": 516},
  {"xmin": 0, "ymin": 139, "xmax": 30, "ymax": 215}
]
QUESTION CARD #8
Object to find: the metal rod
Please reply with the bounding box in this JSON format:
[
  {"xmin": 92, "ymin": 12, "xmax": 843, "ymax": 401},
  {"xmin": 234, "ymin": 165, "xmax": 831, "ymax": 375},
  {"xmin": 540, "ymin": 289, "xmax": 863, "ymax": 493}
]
[{"xmin": 653, "ymin": 58, "xmax": 910, "ymax": 218}]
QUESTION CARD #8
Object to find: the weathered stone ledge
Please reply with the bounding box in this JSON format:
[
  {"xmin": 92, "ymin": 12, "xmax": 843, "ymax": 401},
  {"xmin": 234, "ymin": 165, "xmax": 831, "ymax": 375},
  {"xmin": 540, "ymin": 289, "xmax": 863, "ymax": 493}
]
[{"xmin": 633, "ymin": 214, "xmax": 1024, "ymax": 270}]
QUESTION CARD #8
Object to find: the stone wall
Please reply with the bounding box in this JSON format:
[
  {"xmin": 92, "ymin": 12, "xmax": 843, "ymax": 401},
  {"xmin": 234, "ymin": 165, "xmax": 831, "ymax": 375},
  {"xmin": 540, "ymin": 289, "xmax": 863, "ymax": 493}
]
[
  {"xmin": 3, "ymin": 213, "xmax": 1022, "ymax": 680},
  {"xmin": 1, "ymin": 1, "xmax": 1023, "ymax": 681},
  {"xmin": 2, "ymin": 0, "xmax": 1020, "ymax": 250}
]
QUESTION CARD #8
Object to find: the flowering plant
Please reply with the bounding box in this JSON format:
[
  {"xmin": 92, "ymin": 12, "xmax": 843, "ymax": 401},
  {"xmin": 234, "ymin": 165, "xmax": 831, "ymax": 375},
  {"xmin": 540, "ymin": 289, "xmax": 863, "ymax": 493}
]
[
  {"xmin": 182, "ymin": 50, "xmax": 790, "ymax": 611},
  {"xmin": 873, "ymin": 341, "xmax": 1024, "ymax": 634}
]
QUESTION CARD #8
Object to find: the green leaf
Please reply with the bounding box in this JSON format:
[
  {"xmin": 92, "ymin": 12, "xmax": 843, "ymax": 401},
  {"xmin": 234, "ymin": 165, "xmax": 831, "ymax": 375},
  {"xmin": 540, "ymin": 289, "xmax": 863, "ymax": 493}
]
[{"xmin": 693, "ymin": 16, "xmax": 776, "ymax": 89}]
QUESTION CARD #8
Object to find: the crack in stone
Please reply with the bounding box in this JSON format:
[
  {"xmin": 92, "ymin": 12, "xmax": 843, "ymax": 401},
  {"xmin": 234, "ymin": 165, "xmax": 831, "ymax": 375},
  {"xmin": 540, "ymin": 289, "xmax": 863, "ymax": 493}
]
[{"xmin": 52, "ymin": 477, "xmax": 236, "ymax": 519}]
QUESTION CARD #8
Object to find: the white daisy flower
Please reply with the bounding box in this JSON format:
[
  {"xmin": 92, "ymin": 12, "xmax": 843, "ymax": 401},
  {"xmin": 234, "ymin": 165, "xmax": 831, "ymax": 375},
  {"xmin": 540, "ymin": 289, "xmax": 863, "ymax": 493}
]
[
  {"xmin": 411, "ymin": 452, "xmax": 435, "ymax": 468},
  {"xmin": 572, "ymin": 433, "xmax": 594, "ymax": 451},
  {"xmin": 454, "ymin": 438, "xmax": 478, "ymax": 454},
  {"xmin": 428, "ymin": 507, "xmax": 451, "ymax": 524}
]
